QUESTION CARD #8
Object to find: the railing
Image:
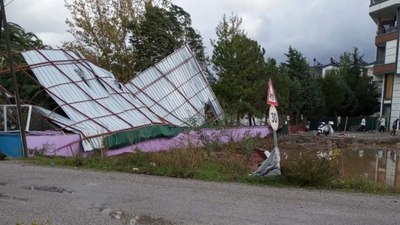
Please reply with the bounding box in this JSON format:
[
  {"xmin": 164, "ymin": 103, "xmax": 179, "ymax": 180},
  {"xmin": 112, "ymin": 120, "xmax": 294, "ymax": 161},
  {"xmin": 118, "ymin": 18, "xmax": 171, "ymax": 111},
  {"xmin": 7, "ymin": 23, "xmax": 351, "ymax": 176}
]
[
  {"xmin": 377, "ymin": 25, "xmax": 398, "ymax": 35},
  {"xmin": 370, "ymin": 0, "xmax": 389, "ymax": 6}
]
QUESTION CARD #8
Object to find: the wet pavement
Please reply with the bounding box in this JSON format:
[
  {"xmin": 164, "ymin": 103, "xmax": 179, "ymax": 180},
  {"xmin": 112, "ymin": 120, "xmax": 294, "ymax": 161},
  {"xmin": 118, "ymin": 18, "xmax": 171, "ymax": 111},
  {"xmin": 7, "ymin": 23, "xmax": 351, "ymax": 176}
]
[{"xmin": 1, "ymin": 161, "xmax": 400, "ymax": 225}]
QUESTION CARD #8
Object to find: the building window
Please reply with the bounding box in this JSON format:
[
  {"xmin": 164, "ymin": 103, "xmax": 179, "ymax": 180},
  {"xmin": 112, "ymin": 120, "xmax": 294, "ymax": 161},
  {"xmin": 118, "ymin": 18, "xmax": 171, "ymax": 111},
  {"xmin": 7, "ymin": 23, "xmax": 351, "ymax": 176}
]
[{"xmin": 384, "ymin": 74, "xmax": 394, "ymax": 99}]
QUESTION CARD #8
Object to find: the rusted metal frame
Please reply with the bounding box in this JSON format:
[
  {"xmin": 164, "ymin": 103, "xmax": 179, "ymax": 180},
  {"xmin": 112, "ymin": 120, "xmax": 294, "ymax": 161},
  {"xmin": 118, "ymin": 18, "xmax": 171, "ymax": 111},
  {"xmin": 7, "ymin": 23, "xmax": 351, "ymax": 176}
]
[
  {"xmin": 146, "ymin": 70, "xmax": 203, "ymax": 109},
  {"xmin": 42, "ymin": 106, "xmax": 146, "ymax": 130},
  {"xmin": 28, "ymin": 75, "xmax": 109, "ymax": 105},
  {"xmin": 159, "ymin": 79, "xmax": 212, "ymax": 123},
  {"xmin": 34, "ymin": 50, "xmax": 136, "ymax": 129},
  {"xmin": 153, "ymin": 64, "xmax": 205, "ymax": 122},
  {"xmin": 187, "ymin": 46, "xmax": 225, "ymax": 120},
  {"xmin": 14, "ymin": 64, "xmax": 112, "ymax": 132},
  {"xmin": 54, "ymin": 123, "xmax": 165, "ymax": 152},
  {"xmin": 60, "ymin": 49, "xmax": 159, "ymax": 125},
  {"xmin": 127, "ymin": 54, "xmax": 196, "ymax": 95},
  {"xmin": 0, "ymin": 55, "xmax": 88, "ymax": 75},
  {"xmin": 127, "ymin": 81, "xmax": 190, "ymax": 126}
]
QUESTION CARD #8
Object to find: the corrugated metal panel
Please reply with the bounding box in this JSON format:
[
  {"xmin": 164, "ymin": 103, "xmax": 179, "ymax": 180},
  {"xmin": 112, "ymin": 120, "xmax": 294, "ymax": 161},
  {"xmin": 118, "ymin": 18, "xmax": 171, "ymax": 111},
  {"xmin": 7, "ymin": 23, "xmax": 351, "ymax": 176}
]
[
  {"xmin": 125, "ymin": 46, "xmax": 224, "ymax": 127},
  {"xmin": 21, "ymin": 46, "xmax": 224, "ymax": 152},
  {"xmin": 22, "ymin": 49, "xmax": 164, "ymax": 151}
]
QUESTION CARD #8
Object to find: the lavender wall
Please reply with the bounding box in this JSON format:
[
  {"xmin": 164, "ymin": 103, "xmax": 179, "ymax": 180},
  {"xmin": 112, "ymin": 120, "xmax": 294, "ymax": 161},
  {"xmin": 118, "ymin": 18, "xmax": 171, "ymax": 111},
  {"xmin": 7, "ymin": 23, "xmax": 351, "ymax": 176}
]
[
  {"xmin": 26, "ymin": 131, "xmax": 81, "ymax": 157},
  {"xmin": 106, "ymin": 126, "xmax": 270, "ymax": 156},
  {"xmin": 25, "ymin": 127, "xmax": 270, "ymax": 157}
]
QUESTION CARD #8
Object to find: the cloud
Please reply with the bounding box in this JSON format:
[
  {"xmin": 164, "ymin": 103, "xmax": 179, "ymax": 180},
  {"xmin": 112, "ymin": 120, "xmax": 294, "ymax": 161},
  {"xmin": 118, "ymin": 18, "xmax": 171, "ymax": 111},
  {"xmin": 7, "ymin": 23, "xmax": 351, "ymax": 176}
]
[{"xmin": 5, "ymin": 0, "xmax": 377, "ymax": 63}]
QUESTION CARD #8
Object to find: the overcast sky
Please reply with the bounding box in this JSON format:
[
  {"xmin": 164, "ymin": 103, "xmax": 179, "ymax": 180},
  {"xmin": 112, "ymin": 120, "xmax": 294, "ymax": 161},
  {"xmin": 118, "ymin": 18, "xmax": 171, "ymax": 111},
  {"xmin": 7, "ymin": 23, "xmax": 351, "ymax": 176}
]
[{"xmin": 6, "ymin": 0, "xmax": 377, "ymax": 64}]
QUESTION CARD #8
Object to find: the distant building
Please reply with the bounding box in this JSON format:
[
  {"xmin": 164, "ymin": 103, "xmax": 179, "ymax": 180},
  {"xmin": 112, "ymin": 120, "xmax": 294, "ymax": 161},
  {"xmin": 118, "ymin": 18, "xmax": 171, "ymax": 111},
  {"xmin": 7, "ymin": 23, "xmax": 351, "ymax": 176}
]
[
  {"xmin": 310, "ymin": 57, "xmax": 340, "ymax": 78},
  {"xmin": 370, "ymin": 0, "xmax": 400, "ymax": 126}
]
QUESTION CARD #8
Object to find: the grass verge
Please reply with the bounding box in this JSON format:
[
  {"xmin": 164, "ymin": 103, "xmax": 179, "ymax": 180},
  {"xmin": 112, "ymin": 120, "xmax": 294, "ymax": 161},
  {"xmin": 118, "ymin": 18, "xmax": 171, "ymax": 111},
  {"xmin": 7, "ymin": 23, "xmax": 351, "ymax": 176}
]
[{"xmin": 24, "ymin": 140, "xmax": 400, "ymax": 195}]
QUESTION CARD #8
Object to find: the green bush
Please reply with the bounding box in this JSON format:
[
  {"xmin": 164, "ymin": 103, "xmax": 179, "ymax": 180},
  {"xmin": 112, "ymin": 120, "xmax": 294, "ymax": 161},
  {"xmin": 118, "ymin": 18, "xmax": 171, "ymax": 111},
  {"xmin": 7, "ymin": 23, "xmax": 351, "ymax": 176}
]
[{"xmin": 282, "ymin": 154, "xmax": 340, "ymax": 187}]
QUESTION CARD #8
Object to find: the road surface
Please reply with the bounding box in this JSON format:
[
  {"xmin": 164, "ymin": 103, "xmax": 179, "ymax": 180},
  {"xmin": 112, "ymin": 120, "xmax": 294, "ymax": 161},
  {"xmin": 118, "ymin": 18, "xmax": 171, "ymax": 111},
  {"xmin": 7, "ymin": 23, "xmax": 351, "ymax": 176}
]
[{"xmin": 1, "ymin": 161, "xmax": 400, "ymax": 225}]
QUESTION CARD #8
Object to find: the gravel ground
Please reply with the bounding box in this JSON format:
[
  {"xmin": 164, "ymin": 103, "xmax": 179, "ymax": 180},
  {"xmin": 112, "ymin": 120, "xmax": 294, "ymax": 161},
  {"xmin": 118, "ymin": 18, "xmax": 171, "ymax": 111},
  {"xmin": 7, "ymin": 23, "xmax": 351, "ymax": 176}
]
[{"xmin": 1, "ymin": 161, "xmax": 400, "ymax": 225}]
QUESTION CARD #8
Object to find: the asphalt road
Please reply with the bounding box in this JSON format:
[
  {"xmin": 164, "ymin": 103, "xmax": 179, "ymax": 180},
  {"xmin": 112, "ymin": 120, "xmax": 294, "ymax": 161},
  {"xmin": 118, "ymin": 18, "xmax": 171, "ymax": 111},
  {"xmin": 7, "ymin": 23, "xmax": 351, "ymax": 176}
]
[{"xmin": 1, "ymin": 161, "xmax": 400, "ymax": 225}]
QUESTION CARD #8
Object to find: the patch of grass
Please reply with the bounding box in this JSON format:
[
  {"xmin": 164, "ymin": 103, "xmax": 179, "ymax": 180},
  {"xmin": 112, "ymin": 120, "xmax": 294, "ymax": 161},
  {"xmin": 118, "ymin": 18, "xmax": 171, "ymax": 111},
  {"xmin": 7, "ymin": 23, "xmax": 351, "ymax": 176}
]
[
  {"xmin": 331, "ymin": 177, "xmax": 400, "ymax": 194},
  {"xmin": 25, "ymin": 137, "xmax": 400, "ymax": 194},
  {"xmin": 281, "ymin": 154, "xmax": 340, "ymax": 188}
]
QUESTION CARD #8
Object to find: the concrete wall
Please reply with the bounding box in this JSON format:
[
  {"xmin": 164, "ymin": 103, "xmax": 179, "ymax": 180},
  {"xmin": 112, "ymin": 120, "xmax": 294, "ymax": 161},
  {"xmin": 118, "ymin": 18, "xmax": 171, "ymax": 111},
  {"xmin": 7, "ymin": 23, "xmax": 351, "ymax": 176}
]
[{"xmin": 390, "ymin": 75, "xmax": 400, "ymax": 125}]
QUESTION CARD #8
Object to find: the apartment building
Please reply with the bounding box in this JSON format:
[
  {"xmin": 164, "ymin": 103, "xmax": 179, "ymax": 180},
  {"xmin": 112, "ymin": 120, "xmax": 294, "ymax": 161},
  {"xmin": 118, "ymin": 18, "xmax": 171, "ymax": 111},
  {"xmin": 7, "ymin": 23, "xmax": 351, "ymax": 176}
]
[{"xmin": 370, "ymin": 0, "xmax": 400, "ymax": 126}]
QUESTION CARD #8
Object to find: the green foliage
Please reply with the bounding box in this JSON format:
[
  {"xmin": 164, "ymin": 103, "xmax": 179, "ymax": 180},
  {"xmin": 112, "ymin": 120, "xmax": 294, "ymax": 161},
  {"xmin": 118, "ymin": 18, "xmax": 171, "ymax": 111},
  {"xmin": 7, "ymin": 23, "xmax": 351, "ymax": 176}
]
[
  {"xmin": 281, "ymin": 154, "xmax": 340, "ymax": 187},
  {"xmin": 129, "ymin": 3, "xmax": 207, "ymax": 74},
  {"xmin": 0, "ymin": 22, "xmax": 56, "ymax": 108},
  {"xmin": 211, "ymin": 14, "xmax": 268, "ymax": 121},
  {"xmin": 281, "ymin": 46, "xmax": 325, "ymax": 120},
  {"xmin": 319, "ymin": 47, "xmax": 379, "ymax": 116}
]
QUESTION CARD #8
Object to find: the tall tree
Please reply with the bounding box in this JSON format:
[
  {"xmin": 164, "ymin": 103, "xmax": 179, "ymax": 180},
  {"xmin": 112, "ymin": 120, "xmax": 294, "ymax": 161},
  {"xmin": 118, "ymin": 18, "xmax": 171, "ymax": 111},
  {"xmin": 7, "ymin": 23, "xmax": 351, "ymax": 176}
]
[
  {"xmin": 337, "ymin": 48, "xmax": 379, "ymax": 116},
  {"xmin": 282, "ymin": 46, "xmax": 324, "ymax": 122},
  {"xmin": 0, "ymin": 22, "xmax": 56, "ymax": 109},
  {"xmin": 211, "ymin": 14, "xmax": 267, "ymax": 123},
  {"xmin": 129, "ymin": 3, "xmax": 206, "ymax": 73},
  {"xmin": 64, "ymin": 0, "xmax": 170, "ymax": 82}
]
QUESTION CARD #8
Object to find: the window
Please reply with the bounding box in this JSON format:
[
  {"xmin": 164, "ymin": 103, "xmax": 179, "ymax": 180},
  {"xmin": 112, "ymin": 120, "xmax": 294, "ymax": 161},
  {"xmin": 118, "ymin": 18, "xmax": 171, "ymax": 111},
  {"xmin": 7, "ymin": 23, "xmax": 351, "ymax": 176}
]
[{"xmin": 384, "ymin": 74, "xmax": 394, "ymax": 99}]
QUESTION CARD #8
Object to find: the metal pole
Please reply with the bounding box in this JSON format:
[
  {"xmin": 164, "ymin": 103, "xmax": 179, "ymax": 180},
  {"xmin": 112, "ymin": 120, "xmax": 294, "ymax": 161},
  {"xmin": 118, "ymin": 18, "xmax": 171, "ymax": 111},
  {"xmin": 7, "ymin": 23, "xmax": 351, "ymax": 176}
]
[{"xmin": 0, "ymin": 0, "xmax": 28, "ymax": 157}]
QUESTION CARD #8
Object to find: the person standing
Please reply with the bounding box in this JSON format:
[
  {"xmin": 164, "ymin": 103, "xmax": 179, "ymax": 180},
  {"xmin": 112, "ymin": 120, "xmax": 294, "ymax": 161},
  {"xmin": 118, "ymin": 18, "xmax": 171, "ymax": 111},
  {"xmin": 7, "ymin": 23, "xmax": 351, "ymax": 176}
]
[
  {"xmin": 391, "ymin": 118, "xmax": 399, "ymax": 136},
  {"xmin": 379, "ymin": 116, "xmax": 386, "ymax": 133},
  {"xmin": 360, "ymin": 115, "xmax": 366, "ymax": 132}
]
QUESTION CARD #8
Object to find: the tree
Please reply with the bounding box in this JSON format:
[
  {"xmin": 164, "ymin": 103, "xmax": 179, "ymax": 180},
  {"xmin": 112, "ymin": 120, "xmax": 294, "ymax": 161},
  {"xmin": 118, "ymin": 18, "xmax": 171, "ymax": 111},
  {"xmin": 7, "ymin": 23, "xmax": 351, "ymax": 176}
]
[
  {"xmin": 65, "ymin": 0, "xmax": 170, "ymax": 82},
  {"xmin": 211, "ymin": 14, "xmax": 267, "ymax": 124},
  {"xmin": 337, "ymin": 48, "xmax": 379, "ymax": 116},
  {"xmin": 282, "ymin": 46, "xmax": 324, "ymax": 122},
  {"xmin": 0, "ymin": 22, "xmax": 44, "ymax": 69},
  {"xmin": 0, "ymin": 22, "xmax": 56, "ymax": 109},
  {"xmin": 129, "ymin": 3, "xmax": 206, "ymax": 73}
]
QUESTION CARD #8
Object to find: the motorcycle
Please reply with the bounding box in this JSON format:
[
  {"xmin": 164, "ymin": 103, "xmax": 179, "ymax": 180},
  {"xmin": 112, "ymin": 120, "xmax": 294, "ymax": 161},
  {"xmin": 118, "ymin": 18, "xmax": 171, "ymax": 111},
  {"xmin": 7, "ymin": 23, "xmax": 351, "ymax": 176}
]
[{"xmin": 317, "ymin": 121, "xmax": 334, "ymax": 136}]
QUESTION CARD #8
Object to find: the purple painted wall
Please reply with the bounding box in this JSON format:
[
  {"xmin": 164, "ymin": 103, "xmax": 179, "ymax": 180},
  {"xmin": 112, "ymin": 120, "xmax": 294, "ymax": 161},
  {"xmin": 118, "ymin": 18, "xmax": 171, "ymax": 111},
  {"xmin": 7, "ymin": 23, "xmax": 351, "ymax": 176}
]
[
  {"xmin": 26, "ymin": 131, "xmax": 81, "ymax": 157},
  {"xmin": 25, "ymin": 127, "xmax": 270, "ymax": 157},
  {"xmin": 106, "ymin": 126, "xmax": 270, "ymax": 156}
]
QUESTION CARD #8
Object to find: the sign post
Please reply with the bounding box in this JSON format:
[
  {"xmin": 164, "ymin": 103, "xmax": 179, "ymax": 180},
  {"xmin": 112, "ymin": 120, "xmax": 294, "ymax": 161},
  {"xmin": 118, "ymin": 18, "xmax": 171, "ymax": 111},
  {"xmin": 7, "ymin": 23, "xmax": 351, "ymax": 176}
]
[
  {"xmin": 267, "ymin": 80, "xmax": 280, "ymax": 175},
  {"xmin": 251, "ymin": 79, "xmax": 281, "ymax": 176}
]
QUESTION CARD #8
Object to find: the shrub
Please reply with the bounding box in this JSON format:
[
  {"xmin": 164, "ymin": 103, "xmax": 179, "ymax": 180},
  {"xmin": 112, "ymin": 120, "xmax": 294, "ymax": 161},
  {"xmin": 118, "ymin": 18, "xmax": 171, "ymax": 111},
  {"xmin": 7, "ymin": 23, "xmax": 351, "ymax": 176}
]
[
  {"xmin": 148, "ymin": 148, "xmax": 208, "ymax": 177},
  {"xmin": 282, "ymin": 154, "xmax": 340, "ymax": 187}
]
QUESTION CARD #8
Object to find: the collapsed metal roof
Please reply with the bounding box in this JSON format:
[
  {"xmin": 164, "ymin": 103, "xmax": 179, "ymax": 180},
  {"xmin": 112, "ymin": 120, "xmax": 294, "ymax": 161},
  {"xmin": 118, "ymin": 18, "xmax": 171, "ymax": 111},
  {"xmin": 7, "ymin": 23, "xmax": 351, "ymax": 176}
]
[
  {"xmin": 20, "ymin": 46, "xmax": 223, "ymax": 151},
  {"xmin": 125, "ymin": 46, "xmax": 223, "ymax": 127}
]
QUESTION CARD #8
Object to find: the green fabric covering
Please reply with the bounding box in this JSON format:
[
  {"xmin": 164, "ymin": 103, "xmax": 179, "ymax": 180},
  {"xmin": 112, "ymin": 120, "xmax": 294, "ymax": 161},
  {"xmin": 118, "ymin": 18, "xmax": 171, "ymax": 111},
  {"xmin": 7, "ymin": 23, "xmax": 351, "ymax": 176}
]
[{"xmin": 105, "ymin": 125, "xmax": 185, "ymax": 150}]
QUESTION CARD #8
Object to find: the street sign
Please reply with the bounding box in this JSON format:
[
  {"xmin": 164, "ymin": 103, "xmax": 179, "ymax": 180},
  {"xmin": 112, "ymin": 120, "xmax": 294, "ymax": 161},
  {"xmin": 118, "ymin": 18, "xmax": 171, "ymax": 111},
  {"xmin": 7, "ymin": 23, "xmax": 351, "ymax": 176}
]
[
  {"xmin": 266, "ymin": 79, "xmax": 278, "ymax": 106},
  {"xmin": 269, "ymin": 105, "xmax": 279, "ymax": 131}
]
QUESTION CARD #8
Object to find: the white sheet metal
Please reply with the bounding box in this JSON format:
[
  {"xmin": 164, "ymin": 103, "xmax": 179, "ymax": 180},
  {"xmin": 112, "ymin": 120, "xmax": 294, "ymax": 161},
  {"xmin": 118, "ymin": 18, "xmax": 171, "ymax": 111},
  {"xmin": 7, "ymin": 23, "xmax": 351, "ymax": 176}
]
[
  {"xmin": 125, "ymin": 46, "xmax": 224, "ymax": 127},
  {"xmin": 21, "ymin": 46, "xmax": 223, "ymax": 152},
  {"xmin": 22, "ymin": 49, "xmax": 164, "ymax": 151}
]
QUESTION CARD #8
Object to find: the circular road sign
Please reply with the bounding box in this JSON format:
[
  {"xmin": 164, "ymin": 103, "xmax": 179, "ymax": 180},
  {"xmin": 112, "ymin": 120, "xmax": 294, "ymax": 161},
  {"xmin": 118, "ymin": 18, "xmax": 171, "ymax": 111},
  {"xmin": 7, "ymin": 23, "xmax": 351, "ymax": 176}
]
[{"xmin": 269, "ymin": 105, "xmax": 279, "ymax": 131}]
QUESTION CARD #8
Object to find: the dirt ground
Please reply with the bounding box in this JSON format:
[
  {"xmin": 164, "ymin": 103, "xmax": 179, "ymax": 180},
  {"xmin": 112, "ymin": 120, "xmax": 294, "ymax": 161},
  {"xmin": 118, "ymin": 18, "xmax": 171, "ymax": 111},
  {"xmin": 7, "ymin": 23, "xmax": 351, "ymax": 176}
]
[{"xmin": 273, "ymin": 131, "xmax": 400, "ymax": 152}]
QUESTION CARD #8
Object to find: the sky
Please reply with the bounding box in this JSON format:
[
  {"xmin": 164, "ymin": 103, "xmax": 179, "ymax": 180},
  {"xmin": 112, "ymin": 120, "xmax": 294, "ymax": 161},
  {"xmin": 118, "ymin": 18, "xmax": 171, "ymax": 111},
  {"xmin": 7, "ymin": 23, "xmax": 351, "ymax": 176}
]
[{"xmin": 6, "ymin": 0, "xmax": 377, "ymax": 64}]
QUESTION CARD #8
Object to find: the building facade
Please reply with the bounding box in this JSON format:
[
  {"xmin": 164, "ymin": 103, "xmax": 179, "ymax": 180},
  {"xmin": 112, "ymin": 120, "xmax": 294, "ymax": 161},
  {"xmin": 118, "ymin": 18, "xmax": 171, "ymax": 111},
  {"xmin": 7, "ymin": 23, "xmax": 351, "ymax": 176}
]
[{"xmin": 370, "ymin": 0, "xmax": 400, "ymax": 127}]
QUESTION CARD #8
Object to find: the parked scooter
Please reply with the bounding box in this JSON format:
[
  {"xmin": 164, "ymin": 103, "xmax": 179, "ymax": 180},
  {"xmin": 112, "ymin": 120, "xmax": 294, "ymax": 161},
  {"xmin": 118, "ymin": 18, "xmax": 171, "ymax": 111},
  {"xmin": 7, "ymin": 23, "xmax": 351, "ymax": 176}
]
[{"xmin": 317, "ymin": 121, "xmax": 334, "ymax": 136}]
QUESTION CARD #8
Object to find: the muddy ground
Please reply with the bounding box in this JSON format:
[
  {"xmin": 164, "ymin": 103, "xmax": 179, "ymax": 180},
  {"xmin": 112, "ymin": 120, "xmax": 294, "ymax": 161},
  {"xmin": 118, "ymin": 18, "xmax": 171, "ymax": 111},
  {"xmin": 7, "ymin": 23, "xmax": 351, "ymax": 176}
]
[{"xmin": 273, "ymin": 131, "xmax": 400, "ymax": 152}]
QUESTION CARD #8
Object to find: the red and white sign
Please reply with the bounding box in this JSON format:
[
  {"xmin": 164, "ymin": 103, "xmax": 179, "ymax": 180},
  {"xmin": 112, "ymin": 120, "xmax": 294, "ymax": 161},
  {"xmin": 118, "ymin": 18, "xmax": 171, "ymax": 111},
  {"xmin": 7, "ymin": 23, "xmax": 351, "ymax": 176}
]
[{"xmin": 266, "ymin": 79, "xmax": 278, "ymax": 106}]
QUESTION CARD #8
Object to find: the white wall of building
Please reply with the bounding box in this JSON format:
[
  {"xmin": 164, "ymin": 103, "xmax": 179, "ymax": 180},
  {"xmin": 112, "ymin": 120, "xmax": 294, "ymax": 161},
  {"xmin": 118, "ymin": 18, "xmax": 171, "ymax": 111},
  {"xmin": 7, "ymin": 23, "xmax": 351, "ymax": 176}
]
[
  {"xmin": 386, "ymin": 40, "xmax": 397, "ymax": 64},
  {"xmin": 321, "ymin": 65, "xmax": 338, "ymax": 78},
  {"xmin": 391, "ymin": 75, "xmax": 400, "ymax": 124}
]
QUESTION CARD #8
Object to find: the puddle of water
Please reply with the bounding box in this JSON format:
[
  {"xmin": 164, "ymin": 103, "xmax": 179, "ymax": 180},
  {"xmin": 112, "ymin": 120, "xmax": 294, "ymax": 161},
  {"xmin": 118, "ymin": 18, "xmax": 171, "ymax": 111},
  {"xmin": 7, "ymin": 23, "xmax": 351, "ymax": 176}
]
[
  {"xmin": 21, "ymin": 185, "xmax": 72, "ymax": 193},
  {"xmin": 281, "ymin": 146, "xmax": 400, "ymax": 188}
]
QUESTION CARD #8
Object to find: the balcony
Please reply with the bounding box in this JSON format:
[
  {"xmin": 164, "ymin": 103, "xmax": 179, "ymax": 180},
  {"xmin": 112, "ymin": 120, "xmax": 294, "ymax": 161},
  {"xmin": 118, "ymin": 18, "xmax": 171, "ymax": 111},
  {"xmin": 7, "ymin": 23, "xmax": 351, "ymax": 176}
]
[
  {"xmin": 371, "ymin": 0, "xmax": 389, "ymax": 6},
  {"xmin": 373, "ymin": 63, "xmax": 396, "ymax": 75},
  {"xmin": 376, "ymin": 26, "xmax": 399, "ymax": 45}
]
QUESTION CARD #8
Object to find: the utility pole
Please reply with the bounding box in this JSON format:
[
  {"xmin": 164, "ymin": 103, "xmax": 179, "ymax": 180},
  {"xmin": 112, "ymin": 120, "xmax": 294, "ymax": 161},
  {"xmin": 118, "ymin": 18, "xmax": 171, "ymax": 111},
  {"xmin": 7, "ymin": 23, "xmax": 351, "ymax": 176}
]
[{"xmin": 0, "ymin": 0, "xmax": 28, "ymax": 157}]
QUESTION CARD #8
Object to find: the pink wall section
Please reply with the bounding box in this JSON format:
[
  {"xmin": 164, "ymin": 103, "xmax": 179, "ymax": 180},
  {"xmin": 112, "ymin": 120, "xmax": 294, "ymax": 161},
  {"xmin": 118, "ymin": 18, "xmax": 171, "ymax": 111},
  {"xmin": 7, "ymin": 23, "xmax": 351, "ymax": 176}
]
[
  {"xmin": 26, "ymin": 132, "xmax": 81, "ymax": 157},
  {"xmin": 106, "ymin": 126, "xmax": 270, "ymax": 156},
  {"xmin": 26, "ymin": 127, "xmax": 270, "ymax": 157}
]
